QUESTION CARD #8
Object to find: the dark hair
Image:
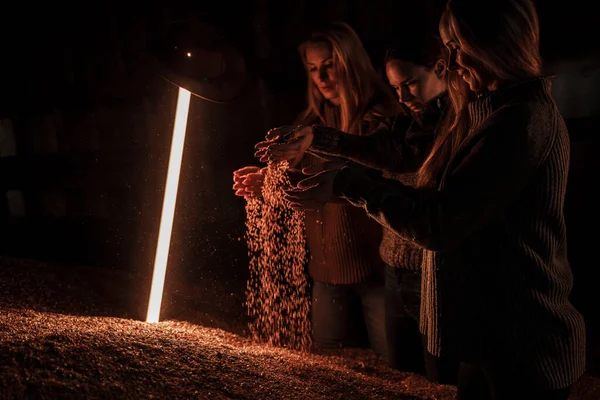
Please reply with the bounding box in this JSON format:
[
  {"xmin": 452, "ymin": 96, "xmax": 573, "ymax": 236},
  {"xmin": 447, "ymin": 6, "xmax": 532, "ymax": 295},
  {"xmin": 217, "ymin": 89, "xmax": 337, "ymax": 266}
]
[{"xmin": 384, "ymin": 34, "xmax": 448, "ymax": 69}]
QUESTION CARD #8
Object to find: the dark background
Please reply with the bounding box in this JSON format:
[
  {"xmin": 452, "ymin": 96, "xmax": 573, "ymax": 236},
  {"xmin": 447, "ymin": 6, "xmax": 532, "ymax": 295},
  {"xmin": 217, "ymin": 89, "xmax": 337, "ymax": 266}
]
[{"xmin": 0, "ymin": 0, "xmax": 598, "ymax": 336}]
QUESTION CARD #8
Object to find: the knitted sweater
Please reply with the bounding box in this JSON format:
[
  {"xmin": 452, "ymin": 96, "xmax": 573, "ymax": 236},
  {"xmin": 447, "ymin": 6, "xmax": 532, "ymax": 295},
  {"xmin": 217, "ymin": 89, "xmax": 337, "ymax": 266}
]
[
  {"xmin": 295, "ymin": 103, "xmax": 395, "ymax": 284},
  {"xmin": 332, "ymin": 77, "xmax": 586, "ymax": 389},
  {"xmin": 309, "ymin": 93, "xmax": 448, "ymax": 271}
]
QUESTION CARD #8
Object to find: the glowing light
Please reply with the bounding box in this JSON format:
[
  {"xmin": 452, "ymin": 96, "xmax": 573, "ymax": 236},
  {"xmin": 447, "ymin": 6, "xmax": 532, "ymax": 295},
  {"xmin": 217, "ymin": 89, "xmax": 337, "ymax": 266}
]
[
  {"xmin": 186, "ymin": 52, "xmax": 192, "ymax": 57},
  {"xmin": 146, "ymin": 87, "xmax": 191, "ymax": 323}
]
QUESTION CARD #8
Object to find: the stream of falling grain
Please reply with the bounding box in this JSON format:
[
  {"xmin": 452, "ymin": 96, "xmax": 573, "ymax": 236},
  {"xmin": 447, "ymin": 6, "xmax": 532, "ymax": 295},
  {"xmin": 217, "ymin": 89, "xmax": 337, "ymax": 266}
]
[{"xmin": 244, "ymin": 161, "xmax": 311, "ymax": 352}]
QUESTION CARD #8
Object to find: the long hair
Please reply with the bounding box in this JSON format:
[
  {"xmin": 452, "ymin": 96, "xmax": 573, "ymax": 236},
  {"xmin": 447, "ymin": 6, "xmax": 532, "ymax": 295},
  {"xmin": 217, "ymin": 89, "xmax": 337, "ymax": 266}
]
[
  {"xmin": 298, "ymin": 21, "xmax": 398, "ymax": 134},
  {"xmin": 417, "ymin": 0, "xmax": 542, "ymax": 187}
]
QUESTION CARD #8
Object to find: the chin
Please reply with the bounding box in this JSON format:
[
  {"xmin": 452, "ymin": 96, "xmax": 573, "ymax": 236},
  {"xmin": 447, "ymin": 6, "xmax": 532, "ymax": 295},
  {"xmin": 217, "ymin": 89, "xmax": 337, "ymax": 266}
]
[
  {"xmin": 464, "ymin": 79, "xmax": 480, "ymax": 93},
  {"xmin": 461, "ymin": 75, "xmax": 479, "ymax": 92}
]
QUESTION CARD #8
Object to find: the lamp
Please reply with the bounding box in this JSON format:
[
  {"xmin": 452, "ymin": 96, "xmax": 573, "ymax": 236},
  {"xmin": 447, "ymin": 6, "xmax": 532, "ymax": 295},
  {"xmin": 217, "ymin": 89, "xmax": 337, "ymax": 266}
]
[{"xmin": 145, "ymin": 18, "xmax": 246, "ymax": 323}]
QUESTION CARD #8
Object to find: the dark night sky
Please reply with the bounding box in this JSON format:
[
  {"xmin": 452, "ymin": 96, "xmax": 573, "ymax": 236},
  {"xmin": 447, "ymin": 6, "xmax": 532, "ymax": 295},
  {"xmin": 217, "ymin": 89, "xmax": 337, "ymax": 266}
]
[{"xmin": 1, "ymin": 0, "xmax": 599, "ymax": 116}]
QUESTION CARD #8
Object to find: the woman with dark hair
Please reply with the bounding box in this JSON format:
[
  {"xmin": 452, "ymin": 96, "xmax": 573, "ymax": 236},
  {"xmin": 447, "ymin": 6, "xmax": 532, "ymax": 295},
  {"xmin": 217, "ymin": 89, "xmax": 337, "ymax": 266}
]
[
  {"xmin": 281, "ymin": 0, "xmax": 586, "ymax": 398},
  {"xmin": 258, "ymin": 34, "xmax": 455, "ymax": 378}
]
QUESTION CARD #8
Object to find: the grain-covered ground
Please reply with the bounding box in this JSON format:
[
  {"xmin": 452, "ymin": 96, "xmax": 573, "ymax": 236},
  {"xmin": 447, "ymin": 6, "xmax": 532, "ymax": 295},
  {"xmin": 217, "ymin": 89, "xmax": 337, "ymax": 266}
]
[{"xmin": 0, "ymin": 256, "xmax": 598, "ymax": 399}]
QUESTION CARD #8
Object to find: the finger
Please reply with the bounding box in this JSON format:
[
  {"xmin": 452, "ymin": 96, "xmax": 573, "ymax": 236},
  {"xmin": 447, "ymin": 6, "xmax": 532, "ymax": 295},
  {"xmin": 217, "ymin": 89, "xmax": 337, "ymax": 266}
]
[
  {"xmin": 296, "ymin": 176, "xmax": 321, "ymax": 189},
  {"xmin": 265, "ymin": 126, "xmax": 285, "ymax": 141},
  {"xmin": 254, "ymin": 148, "xmax": 266, "ymax": 158},
  {"xmin": 233, "ymin": 182, "xmax": 246, "ymax": 190},
  {"xmin": 244, "ymin": 172, "xmax": 264, "ymax": 180},
  {"xmin": 283, "ymin": 125, "xmax": 311, "ymax": 140},
  {"xmin": 301, "ymin": 163, "xmax": 328, "ymax": 175},
  {"xmin": 243, "ymin": 177, "xmax": 264, "ymax": 186},
  {"xmin": 233, "ymin": 173, "xmax": 251, "ymax": 183},
  {"xmin": 234, "ymin": 166, "xmax": 261, "ymax": 177},
  {"xmin": 255, "ymin": 140, "xmax": 271, "ymax": 150},
  {"xmin": 266, "ymin": 125, "xmax": 295, "ymax": 141},
  {"xmin": 243, "ymin": 176, "xmax": 264, "ymax": 186},
  {"xmin": 235, "ymin": 189, "xmax": 248, "ymax": 197},
  {"xmin": 234, "ymin": 165, "xmax": 261, "ymax": 175}
]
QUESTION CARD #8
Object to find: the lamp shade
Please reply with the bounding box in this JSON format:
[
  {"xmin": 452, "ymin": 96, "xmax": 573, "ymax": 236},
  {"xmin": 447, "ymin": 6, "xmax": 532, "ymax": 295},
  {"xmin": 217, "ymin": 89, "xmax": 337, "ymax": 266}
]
[{"xmin": 150, "ymin": 19, "xmax": 246, "ymax": 103}]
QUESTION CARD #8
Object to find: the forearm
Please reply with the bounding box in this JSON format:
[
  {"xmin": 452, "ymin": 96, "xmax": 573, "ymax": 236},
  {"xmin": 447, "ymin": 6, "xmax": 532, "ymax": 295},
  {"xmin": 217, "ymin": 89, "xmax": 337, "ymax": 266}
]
[
  {"xmin": 331, "ymin": 105, "xmax": 540, "ymax": 253},
  {"xmin": 310, "ymin": 122, "xmax": 427, "ymax": 174},
  {"xmin": 333, "ymin": 167, "xmax": 442, "ymax": 250}
]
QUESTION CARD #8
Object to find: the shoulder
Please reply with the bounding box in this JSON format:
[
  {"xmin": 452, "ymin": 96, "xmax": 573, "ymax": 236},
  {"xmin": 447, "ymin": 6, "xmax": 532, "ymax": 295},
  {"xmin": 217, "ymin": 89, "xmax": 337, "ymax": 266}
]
[{"xmin": 472, "ymin": 99, "xmax": 567, "ymax": 169}]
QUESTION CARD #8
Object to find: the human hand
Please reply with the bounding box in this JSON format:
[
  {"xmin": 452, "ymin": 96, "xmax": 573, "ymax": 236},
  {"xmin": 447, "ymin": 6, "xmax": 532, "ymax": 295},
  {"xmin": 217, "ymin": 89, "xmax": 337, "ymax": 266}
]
[
  {"xmin": 263, "ymin": 125, "xmax": 314, "ymax": 163},
  {"xmin": 232, "ymin": 166, "xmax": 266, "ymax": 197},
  {"xmin": 254, "ymin": 125, "xmax": 312, "ymax": 163},
  {"xmin": 284, "ymin": 160, "xmax": 348, "ymax": 210}
]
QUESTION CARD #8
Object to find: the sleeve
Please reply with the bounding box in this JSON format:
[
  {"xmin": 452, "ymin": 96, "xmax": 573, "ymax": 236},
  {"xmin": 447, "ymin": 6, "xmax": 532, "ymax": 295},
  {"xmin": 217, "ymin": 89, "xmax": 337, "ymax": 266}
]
[
  {"xmin": 332, "ymin": 104, "xmax": 546, "ymax": 252},
  {"xmin": 309, "ymin": 115, "xmax": 434, "ymax": 174}
]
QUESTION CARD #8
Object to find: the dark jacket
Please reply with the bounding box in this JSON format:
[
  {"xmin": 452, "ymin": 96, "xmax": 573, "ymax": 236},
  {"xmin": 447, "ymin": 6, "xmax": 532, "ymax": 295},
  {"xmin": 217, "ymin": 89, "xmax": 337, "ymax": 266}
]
[{"xmin": 332, "ymin": 77, "xmax": 585, "ymax": 389}]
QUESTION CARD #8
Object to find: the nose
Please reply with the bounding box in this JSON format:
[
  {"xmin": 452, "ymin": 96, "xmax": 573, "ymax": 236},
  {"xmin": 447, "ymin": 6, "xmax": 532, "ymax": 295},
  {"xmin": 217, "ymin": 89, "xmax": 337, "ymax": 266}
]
[
  {"xmin": 447, "ymin": 48, "xmax": 459, "ymax": 71},
  {"xmin": 318, "ymin": 67, "xmax": 329, "ymax": 83},
  {"xmin": 399, "ymin": 86, "xmax": 412, "ymax": 104}
]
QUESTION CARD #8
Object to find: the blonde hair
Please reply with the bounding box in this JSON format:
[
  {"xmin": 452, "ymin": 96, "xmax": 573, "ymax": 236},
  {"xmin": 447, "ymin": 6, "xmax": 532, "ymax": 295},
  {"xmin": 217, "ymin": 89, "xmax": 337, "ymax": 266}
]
[
  {"xmin": 298, "ymin": 21, "xmax": 398, "ymax": 134},
  {"xmin": 418, "ymin": 0, "xmax": 542, "ymax": 187}
]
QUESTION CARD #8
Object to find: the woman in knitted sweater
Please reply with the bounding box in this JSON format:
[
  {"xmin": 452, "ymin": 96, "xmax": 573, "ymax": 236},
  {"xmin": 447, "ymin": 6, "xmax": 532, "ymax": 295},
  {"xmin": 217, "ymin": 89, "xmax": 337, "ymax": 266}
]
[
  {"xmin": 260, "ymin": 36, "xmax": 455, "ymax": 378},
  {"xmin": 233, "ymin": 22, "xmax": 399, "ymax": 357},
  {"xmin": 281, "ymin": 0, "xmax": 586, "ymax": 398}
]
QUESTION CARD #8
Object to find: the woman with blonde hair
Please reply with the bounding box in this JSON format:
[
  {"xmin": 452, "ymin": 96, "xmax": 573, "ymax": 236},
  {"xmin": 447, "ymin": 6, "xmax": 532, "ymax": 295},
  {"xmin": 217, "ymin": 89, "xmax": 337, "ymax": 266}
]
[
  {"xmin": 282, "ymin": 1, "xmax": 586, "ymax": 398},
  {"xmin": 233, "ymin": 21, "xmax": 399, "ymax": 357}
]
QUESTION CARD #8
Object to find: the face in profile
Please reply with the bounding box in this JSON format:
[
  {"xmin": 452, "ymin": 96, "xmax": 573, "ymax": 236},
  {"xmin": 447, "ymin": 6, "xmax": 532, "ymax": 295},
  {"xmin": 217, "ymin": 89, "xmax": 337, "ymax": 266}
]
[
  {"xmin": 385, "ymin": 59, "xmax": 445, "ymax": 113},
  {"xmin": 304, "ymin": 42, "xmax": 340, "ymax": 104},
  {"xmin": 440, "ymin": 29, "xmax": 492, "ymax": 93}
]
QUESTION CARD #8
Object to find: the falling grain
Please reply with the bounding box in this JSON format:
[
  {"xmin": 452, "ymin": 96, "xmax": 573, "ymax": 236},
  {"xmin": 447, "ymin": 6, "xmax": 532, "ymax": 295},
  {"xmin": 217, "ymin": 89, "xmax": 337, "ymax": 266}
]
[{"xmin": 244, "ymin": 161, "xmax": 311, "ymax": 352}]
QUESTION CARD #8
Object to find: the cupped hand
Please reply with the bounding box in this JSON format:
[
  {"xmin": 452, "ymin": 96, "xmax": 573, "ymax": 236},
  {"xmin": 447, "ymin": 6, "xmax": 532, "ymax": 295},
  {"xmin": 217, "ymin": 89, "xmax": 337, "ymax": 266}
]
[
  {"xmin": 233, "ymin": 166, "xmax": 266, "ymax": 198},
  {"xmin": 254, "ymin": 125, "xmax": 312, "ymax": 163},
  {"xmin": 265, "ymin": 125, "xmax": 314, "ymax": 163},
  {"xmin": 284, "ymin": 160, "xmax": 348, "ymax": 210}
]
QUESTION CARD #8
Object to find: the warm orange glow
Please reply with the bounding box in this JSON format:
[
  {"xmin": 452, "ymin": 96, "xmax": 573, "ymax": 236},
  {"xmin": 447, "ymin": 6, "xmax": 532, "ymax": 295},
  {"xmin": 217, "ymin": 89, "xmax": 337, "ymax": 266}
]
[{"xmin": 146, "ymin": 87, "xmax": 191, "ymax": 323}]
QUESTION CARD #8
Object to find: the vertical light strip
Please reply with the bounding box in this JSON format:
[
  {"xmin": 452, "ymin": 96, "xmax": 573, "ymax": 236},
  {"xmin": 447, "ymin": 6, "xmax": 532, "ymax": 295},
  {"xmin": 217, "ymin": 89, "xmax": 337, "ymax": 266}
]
[{"xmin": 146, "ymin": 87, "xmax": 192, "ymax": 323}]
